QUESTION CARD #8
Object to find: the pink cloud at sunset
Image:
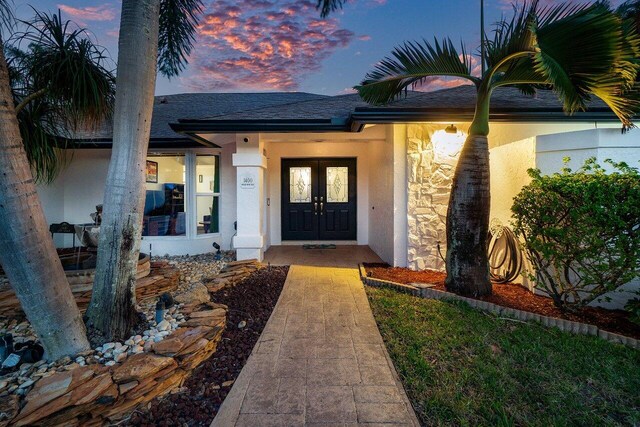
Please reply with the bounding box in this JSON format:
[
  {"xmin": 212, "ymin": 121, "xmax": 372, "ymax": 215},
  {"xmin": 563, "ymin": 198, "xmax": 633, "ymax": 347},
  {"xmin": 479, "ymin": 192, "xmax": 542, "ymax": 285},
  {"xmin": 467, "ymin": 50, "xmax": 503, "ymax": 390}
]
[
  {"xmin": 186, "ymin": 0, "xmax": 356, "ymax": 91},
  {"xmin": 57, "ymin": 4, "xmax": 117, "ymax": 22}
]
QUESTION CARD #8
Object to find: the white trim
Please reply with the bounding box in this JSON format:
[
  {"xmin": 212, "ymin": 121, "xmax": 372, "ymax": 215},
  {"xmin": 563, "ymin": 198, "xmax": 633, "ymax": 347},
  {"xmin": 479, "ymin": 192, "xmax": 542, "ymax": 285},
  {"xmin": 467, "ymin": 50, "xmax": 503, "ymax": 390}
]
[
  {"xmin": 185, "ymin": 152, "xmax": 196, "ymax": 239},
  {"xmin": 142, "ymin": 149, "xmax": 222, "ymax": 247},
  {"xmin": 232, "ymin": 152, "xmax": 267, "ymax": 168},
  {"xmin": 142, "ymin": 235, "xmax": 187, "ymax": 241},
  {"xmin": 193, "ymin": 232, "xmax": 221, "ymax": 239}
]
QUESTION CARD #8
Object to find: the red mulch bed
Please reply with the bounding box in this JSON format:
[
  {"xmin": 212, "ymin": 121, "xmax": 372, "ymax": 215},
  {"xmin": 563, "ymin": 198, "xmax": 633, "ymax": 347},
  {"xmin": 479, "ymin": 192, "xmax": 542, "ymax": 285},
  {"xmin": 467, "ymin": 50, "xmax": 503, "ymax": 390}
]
[{"xmin": 363, "ymin": 263, "xmax": 640, "ymax": 340}]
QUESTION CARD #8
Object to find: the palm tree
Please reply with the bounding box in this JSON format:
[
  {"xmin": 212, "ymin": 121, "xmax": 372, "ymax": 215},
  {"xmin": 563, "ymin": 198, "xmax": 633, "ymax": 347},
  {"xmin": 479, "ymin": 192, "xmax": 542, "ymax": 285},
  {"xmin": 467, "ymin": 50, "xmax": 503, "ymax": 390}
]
[
  {"xmin": 8, "ymin": 10, "xmax": 115, "ymax": 182},
  {"xmin": 618, "ymin": 0, "xmax": 640, "ymax": 34},
  {"xmin": 86, "ymin": 0, "xmax": 203, "ymax": 341},
  {"xmin": 355, "ymin": 1, "xmax": 640, "ymax": 296},
  {"xmin": 0, "ymin": 8, "xmax": 115, "ymax": 359}
]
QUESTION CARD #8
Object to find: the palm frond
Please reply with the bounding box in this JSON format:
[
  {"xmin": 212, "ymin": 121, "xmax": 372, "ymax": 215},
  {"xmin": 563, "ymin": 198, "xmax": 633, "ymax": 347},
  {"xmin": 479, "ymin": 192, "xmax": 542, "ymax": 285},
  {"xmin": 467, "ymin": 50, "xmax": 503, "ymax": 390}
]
[
  {"xmin": 0, "ymin": 0, "xmax": 13, "ymax": 34},
  {"xmin": 17, "ymin": 99, "xmax": 72, "ymax": 184},
  {"xmin": 7, "ymin": 9, "xmax": 115, "ymax": 182},
  {"xmin": 486, "ymin": 1, "xmax": 588, "ymax": 88},
  {"xmin": 158, "ymin": 0, "xmax": 204, "ymax": 78},
  {"xmin": 484, "ymin": 0, "xmax": 539, "ymax": 74},
  {"xmin": 355, "ymin": 38, "xmax": 479, "ymax": 105},
  {"xmin": 617, "ymin": 0, "xmax": 640, "ymax": 34},
  {"xmin": 16, "ymin": 9, "xmax": 115, "ymax": 130},
  {"xmin": 531, "ymin": 2, "xmax": 640, "ymax": 125},
  {"xmin": 316, "ymin": 0, "xmax": 347, "ymax": 18}
]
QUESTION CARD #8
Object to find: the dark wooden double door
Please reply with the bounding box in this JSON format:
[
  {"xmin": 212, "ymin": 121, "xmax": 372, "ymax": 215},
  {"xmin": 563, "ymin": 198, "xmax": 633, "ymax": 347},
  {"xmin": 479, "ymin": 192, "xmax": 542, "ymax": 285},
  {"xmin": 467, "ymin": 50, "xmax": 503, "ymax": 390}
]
[{"xmin": 282, "ymin": 158, "xmax": 356, "ymax": 241}]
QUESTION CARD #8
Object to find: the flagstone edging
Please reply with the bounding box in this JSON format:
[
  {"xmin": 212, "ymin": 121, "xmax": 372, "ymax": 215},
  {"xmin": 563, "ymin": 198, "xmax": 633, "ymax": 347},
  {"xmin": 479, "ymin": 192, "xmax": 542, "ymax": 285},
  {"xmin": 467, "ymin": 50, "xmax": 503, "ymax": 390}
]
[
  {"xmin": 358, "ymin": 265, "xmax": 639, "ymax": 350},
  {"xmin": 4, "ymin": 304, "xmax": 227, "ymax": 427}
]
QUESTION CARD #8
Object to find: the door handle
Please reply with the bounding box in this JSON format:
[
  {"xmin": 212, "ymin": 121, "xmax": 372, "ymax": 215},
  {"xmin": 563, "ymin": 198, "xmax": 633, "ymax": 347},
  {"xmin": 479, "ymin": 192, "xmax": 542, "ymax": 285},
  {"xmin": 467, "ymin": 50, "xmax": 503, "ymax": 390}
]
[
  {"xmin": 320, "ymin": 196, "xmax": 324, "ymax": 215},
  {"xmin": 314, "ymin": 202, "xmax": 318, "ymax": 215}
]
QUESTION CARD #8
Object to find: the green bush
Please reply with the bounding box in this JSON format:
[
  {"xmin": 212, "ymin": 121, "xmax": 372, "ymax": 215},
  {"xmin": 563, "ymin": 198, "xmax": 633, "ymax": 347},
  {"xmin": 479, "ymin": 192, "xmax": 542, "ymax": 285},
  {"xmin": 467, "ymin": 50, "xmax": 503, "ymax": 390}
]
[
  {"xmin": 625, "ymin": 298, "xmax": 640, "ymax": 325},
  {"xmin": 511, "ymin": 158, "xmax": 640, "ymax": 311}
]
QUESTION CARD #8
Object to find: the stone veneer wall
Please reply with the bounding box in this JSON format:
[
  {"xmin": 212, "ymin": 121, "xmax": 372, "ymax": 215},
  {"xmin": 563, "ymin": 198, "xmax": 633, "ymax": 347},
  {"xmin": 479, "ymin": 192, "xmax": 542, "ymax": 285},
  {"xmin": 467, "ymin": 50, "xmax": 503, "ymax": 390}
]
[{"xmin": 406, "ymin": 124, "xmax": 461, "ymax": 271}]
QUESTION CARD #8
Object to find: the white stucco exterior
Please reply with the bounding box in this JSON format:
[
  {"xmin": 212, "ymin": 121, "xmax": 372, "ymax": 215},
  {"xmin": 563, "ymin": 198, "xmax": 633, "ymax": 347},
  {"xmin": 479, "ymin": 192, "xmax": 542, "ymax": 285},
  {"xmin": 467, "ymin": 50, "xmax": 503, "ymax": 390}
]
[
  {"xmin": 37, "ymin": 148, "xmax": 226, "ymax": 257},
  {"xmin": 35, "ymin": 121, "xmax": 639, "ymax": 308}
]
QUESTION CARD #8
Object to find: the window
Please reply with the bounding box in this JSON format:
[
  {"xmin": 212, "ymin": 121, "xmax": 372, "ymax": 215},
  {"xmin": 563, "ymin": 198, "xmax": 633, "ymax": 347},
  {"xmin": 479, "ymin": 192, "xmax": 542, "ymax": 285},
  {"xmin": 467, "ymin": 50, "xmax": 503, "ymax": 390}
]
[
  {"xmin": 143, "ymin": 155, "xmax": 186, "ymax": 236},
  {"xmin": 196, "ymin": 154, "xmax": 220, "ymax": 234},
  {"xmin": 326, "ymin": 166, "xmax": 348, "ymax": 203},
  {"xmin": 289, "ymin": 167, "xmax": 312, "ymax": 203},
  {"xmin": 142, "ymin": 151, "xmax": 220, "ymax": 238}
]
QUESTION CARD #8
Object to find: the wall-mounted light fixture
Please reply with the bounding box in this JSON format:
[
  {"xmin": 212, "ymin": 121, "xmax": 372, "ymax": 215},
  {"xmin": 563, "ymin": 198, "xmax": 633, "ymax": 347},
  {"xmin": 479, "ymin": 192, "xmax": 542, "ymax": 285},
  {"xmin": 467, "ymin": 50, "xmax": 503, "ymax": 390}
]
[{"xmin": 432, "ymin": 125, "xmax": 466, "ymax": 161}]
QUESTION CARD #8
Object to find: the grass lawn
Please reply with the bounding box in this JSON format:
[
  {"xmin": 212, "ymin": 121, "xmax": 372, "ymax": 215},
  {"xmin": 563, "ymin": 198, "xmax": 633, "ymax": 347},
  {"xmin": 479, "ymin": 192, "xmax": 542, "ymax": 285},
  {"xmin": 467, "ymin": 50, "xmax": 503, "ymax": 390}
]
[{"xmin": 366, "ymin": 286, "xmax": 640, "ymax": 426}]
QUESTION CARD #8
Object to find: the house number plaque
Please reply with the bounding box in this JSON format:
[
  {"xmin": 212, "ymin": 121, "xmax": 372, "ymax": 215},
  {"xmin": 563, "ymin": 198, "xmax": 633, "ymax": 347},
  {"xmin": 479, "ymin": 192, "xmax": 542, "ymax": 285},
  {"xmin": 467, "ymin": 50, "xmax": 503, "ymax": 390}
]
[{"xmin": 240, "ymin": 174, "xmax": 255, "ymax": 190}]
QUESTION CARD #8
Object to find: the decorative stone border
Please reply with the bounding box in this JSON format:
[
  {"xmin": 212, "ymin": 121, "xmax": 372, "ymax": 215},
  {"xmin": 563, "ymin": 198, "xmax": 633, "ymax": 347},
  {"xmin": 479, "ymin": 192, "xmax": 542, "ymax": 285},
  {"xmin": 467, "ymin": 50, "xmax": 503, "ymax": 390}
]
[
  {"xmin": 3, "ymin": 303, "xmax": 227, "ymax": 426},
  {"xmin": 359, "ymin": 265, "xmax": 640, "ymax": 350}
]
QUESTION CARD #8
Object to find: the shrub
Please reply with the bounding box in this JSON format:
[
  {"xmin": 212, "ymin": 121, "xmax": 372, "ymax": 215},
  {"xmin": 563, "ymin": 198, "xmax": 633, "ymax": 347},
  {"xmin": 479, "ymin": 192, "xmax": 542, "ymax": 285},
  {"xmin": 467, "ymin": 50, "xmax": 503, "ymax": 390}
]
[
  {"xmin": 625, "ymin": 297, "xmax": 640, "ymax": 325},
  {"xmin": 511, "ymin": 158, "xmax": 640, "ymax": 311}
]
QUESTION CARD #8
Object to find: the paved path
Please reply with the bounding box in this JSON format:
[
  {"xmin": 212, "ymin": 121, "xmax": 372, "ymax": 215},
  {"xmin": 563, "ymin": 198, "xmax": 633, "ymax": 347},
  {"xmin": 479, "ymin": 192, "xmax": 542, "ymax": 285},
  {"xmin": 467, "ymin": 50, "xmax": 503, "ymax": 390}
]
[{"xmin": 212, "ymin": 265, "xmax": 419, "ymax": 426}]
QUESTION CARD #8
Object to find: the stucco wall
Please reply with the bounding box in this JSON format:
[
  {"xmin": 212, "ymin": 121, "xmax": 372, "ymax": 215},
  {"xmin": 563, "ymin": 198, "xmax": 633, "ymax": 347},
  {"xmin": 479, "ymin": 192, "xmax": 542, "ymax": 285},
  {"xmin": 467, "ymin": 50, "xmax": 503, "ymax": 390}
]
[
  {"xmin": 367, "ymin": 136, "xmax": 395, "ymax": 264},
  {"xmin": 488, "ymin": 121, "xmax": 620, "ymax": 149},
  {"xmin": 36, "ymin": 150, "xmax": 110, "ymax": 247},
  {"xmin": 489, "ymin": 137, "xmax": 536, "ymax": 225},
  {"xmin": 219, "ymin": 143, "xmax": 236, "ymax": 251}
]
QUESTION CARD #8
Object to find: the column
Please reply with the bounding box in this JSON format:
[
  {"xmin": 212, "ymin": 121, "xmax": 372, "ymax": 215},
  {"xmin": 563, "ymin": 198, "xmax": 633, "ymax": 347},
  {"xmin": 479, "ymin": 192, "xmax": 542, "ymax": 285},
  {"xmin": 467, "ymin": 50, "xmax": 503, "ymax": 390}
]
[{"xmin": 232, "ymin": 133, "xmax": 267, "ymax": 261}]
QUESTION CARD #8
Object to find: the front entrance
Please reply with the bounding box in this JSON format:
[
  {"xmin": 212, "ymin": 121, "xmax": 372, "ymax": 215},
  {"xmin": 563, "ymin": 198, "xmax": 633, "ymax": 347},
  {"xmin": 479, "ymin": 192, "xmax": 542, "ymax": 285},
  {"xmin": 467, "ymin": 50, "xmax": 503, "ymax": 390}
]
[{"xmin": 282, "ymin": 158, "xmax": 357, "ymax": 240}]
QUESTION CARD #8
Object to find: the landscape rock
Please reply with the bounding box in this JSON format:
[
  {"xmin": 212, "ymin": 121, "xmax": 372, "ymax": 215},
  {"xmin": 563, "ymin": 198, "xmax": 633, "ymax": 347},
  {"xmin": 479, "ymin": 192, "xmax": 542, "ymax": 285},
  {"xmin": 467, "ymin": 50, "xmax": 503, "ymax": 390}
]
[
  {"xmin": 157, "ymin": 320, "xmax": 171, "ymax": 331},
  {"xmin": 173, "ymin": 282, "xmax": 210, "ymax": 305},
  {"xmin": 14, "ymin": 366, "xmax": 95, "ymax": 423},
  {"xmin": 0, "ymin": 253, "xmax": 231, "ymax": 426},
  {"xmin": 112, "ymin": 353, "xmax": 177, "ymax": 384}
]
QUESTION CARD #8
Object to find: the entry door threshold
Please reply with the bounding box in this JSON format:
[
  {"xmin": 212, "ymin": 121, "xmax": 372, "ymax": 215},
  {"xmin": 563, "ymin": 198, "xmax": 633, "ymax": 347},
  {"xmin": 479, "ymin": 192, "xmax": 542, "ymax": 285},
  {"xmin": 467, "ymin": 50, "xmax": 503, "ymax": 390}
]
[{"xmin": 280, "ymin": 240, "xmax": 358, "ymax": 246}]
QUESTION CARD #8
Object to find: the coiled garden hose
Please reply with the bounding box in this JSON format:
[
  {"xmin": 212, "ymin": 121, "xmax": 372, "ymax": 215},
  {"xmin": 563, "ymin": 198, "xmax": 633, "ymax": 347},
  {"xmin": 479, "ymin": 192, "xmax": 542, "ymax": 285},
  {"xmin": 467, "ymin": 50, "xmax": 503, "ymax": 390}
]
[
  {"xmin": 487, "ymin": 222, "xmax": 523, "ymax": 283},
  {"xmin": 436, "ymin": 219, "xmax": 524, "ymax": 284}
]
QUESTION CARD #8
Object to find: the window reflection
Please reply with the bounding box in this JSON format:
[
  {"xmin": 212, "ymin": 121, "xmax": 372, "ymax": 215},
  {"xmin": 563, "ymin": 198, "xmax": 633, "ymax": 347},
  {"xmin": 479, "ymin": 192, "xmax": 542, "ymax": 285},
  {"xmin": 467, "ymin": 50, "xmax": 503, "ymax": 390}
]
[
  {"xmin": 143, "ymin": 155, "xmax": 186, "ymax": 236},
  {"xmin": 196, "ymin": 155, "xmax": 220, "ymax": 234}
]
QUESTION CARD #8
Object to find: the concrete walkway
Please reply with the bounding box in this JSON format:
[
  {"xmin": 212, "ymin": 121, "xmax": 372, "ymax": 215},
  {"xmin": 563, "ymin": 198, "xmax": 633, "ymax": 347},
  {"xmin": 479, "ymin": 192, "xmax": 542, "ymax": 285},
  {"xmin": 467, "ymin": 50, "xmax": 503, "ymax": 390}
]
[{"xmin": 212, "ymin": 265, "xmax": 419, "ymax": 426}]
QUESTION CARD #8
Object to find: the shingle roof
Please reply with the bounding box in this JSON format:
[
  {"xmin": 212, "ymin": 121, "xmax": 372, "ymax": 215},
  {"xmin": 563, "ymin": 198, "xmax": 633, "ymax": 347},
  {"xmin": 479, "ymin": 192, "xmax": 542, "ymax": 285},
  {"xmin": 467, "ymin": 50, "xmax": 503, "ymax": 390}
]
[
  {"xmin": 367, "ymin": 85, "xmax": 611, "ymax": 110},
  {"xmin": 184, "ymin": 85, "xmax": 611, "ymax": 123},
  {"xmin": 189, "ymin": 93, "xmax": 376, "ymax": 121},
  {"xmin": 73, "ymin": 92, "xmax": 328, "ymax": 142},
  {"xmin": 73, "ymin": 85, "xmax": 620, "ymax": 144}
]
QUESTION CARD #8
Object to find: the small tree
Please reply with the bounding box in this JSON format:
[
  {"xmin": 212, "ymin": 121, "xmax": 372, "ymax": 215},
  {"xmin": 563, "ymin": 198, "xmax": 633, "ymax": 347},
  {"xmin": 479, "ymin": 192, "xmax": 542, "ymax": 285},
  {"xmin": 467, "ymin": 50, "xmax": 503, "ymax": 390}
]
[
  {"xmin": 0, "ymin": 8, "xmax": 114, "ymax": 359},
  {"xmin": 87, "ymin": 0, "xmax": 205, "ymax": 341},
  {"xmin": 354, "ymin": 1, "xmax": 640, "ymax": 297},
  {"xmin": 511, "ymin": 158, "xmax": 640, "ymax": 311}
]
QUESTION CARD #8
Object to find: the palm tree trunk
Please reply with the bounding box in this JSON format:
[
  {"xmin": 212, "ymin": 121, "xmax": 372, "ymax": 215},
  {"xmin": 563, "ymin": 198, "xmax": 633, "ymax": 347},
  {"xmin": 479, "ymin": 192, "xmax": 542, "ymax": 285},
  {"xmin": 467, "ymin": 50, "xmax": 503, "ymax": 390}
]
[
  {"xmin": 444, "ymin": 91, "xmax": 492, "ymax": 296},
  {"xmin": 0, "ymin": 43, "xmax": 90, "ymax": 360},
  {"xmin": 86, "ymin": 0, "xmax": 160, "ymax": 341}
]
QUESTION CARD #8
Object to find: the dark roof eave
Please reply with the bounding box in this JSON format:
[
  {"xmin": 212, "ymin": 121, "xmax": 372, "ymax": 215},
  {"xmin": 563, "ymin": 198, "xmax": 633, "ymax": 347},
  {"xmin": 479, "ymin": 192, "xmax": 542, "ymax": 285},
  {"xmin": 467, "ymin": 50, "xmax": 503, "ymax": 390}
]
[
  {"xmin": 65, "ymin": 136, "xmax": 220, "ymax": 149},
  {"xmin": 171, "ymin": 108, "xmax": 625, "ymax": 136},
  {"xmin": 170, "ymin": 118, "xmax": 350, "ymax": 134},
  {"xmin": 350, "ymin": 108, "xmax": 625, "ymax": 127}
]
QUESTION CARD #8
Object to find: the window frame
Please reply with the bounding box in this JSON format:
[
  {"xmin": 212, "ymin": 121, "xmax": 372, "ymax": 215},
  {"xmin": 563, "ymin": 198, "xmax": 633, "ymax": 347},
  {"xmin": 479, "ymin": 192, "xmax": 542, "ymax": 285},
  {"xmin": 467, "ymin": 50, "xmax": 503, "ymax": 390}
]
[{"xmin": 142, "ymin": 148, "xmax": 221, "ymax": 241}]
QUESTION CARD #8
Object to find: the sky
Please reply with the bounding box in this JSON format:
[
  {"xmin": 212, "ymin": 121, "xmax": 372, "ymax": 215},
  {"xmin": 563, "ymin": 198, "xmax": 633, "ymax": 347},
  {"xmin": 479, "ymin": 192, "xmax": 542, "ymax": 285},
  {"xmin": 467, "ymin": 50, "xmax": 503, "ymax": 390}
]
[{"xmin": 14, "ymin": 0, "xmax": 622, "ymax": 96}]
